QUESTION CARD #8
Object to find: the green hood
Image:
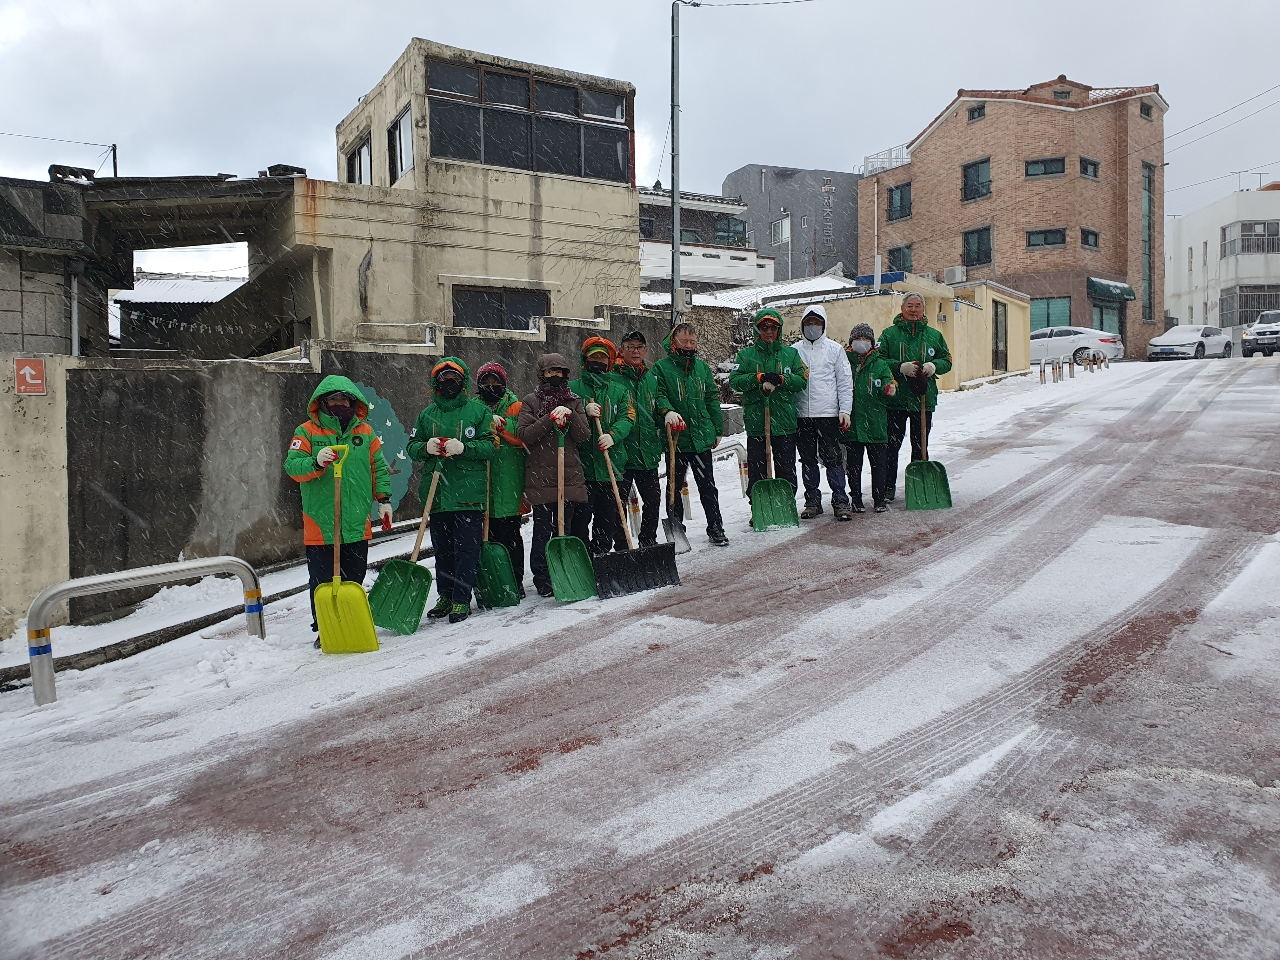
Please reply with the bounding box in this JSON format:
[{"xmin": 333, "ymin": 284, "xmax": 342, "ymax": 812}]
[
  {"xmin": 308, "ymin": 375, "xmax": 370, "ymax": 429},
  {"xmin": 752, "ymin": 308, "xmax": 787, "ymax": 352},
  {"xmin": 430, "ymin": 355, "xmax": 471, "ymax": 408}
]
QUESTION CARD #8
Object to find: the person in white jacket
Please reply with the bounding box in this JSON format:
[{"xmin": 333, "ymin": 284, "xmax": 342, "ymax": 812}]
[{"xmin": 794, "ymin": 305, "xmax": 855, "ymax": 520}]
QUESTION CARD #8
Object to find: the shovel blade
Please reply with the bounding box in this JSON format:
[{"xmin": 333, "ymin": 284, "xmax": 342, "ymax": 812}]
[
  {"xmin": 592, "ymin": 543, "xmax": 680, "ymax": 599},
  {"xmin": 905, "ymin": 461, "xmax": 952, "ymax": 510},
  {"xmin": 368, "ymin": 559, "xmax": 434, "ymax": 635},
  {"xmin": 476, "ymin": 542, "xmax": 521, "ymax": 609},
  {"xmin": 662, "ymin": 518, "xmax": 692, "ymax": 554},
  {"xmin": 315, "ymin": 580, "xmax": 380, "ymax": 653},
  {"xmin": 546, "ymin": 535, "xmax": 597, "ymax": 603},
  {"xmin": 750, "ymin": 479, "xmax": 800, "ymax": 531}
]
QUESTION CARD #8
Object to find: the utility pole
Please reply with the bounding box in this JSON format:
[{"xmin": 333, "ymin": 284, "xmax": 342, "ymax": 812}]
[
  {"xmin": 111, "ymin": 144, "xmax": 118, "ymax": 178},
  {"xmin": 671, "ymin": 1, "xmax": 701, "ymax": 326},
  {"xmin": 1254, "ymin": 172, "xmax": 1271, "ymax": 190}
]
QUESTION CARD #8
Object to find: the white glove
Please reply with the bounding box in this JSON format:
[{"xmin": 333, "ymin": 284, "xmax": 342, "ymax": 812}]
[
  {"xmin": 900, "ymin": 361, "xmax": 920, "ymax": 378},
  {"xmin": 425, "ymin": 437, "xmax": 444, "ymax": 456},
  {"xmin": 550, "ymin": 405, "xmax": 571, "ymax": 427},
  {"xmin": 838, "ymin": 412, "xmax": 851, "ymax": 430},
  {"xmin": 585, "ymin": 401, "xmax": 602, "ymax": 418},
  {"xmin": 443, "ymin": 438, "xmax": 465, "ymax": 456},
  {"xmin": 921, "ymin": 362, "xmax": 937, "ymax": 377},
  {"xmin": 597, "ymin": 432, "xmax": 614, "ymax": 451},
  {"xmin": 665, "ymin": 411, "xmax": 685, "ymax": 429},
  {"xmin": 492, "ymin": 414, "xmax": 506, "ymax": 431},
  {"xmin": 315, "ymin": 447, "xmax": 339, "ymax": 467},
  {"xmin": 885, "ymin": 381, "xmax": 897, "ymax": 397},
  {"xmin": 377, "ymin": 502, "xmax": 393, "ymax": 522},
  {"xmin": 761, "ymin": 381, "xmax": 776, "ymax": 394}
]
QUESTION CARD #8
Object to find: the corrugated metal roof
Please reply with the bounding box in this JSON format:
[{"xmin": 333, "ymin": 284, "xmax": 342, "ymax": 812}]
[
  {"xmin": 112, "ymin": 273, "xmax": 246, "ymax": 304},
  {"xmin": 696, "ymin": 275, "xmax": 859, "ymax": 311}
]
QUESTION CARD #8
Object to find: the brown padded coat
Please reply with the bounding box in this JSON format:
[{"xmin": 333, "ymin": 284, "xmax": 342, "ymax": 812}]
[{"xmin": 517, "ymin": 354, "xmax": 593, "ymax": 505}]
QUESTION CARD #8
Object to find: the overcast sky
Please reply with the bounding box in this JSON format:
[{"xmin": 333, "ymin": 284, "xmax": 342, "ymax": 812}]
[{"xmin": 3, "ymin": 0, "xmax": 1279, "ymax": 273}]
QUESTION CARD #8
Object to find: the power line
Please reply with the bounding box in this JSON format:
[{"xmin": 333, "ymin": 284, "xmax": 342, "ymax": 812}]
[
  {"xmin": 1167, "ymin": 158, "xmax": 1280, "ymax": 194},
  {"xmin": 0, "ymin": 131, "xmax": 112, "ymax": 148},
  {"xmin": 1165, "ymin": 98, "xmax": 1280, "ymax": 156},
  {"xmin": 1162, "ymin": 82, "xmax": 1280, "ymax": 144}
]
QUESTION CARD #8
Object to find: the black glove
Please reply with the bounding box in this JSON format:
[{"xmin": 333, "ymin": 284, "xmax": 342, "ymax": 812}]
[
  {"xmin": 908, "ymin": 375, "xmax": 929, "ymax": 398},
  {"xmin": 762, "ymin": 372, "xmax": 784, "ymax": 387}
]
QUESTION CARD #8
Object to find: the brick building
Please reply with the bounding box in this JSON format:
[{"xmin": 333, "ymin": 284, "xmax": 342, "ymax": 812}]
[{"xmin": 858, "ymin": 76, "xmax": 1167, "ymax": 358}]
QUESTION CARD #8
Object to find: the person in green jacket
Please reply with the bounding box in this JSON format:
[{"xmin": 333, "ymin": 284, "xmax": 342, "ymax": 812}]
[
  {"xmin": 727, "ymin": 307, "xmax": 809, "ymax": 502},
  {"xmin": 406, "ymin": 357, "xmax": 498, "ymax": 623},
  {"xmin": 840, "ymin": 323, "xmax": 899, "ymax": 513},
  {"xmin": 475, "ymin": 362, "xmax": 527, "ymax": 596},
  {"xmin": 613, "ymin": 330, "xmax": 664, "ymax": 549},
  {"xmin": 652, "ymin": 321, "xmax": 728, "ymax": 546},
  {"xmin": 283, "ymin": 375, "xmax": 392, "ymax": 640},
  {"xmin": 569, "ymin": 336, "xmax": 635, "ymax": 555},
  {"xmin": 878, "ymin": 293, "xmax": 954, "ymax": 501}
]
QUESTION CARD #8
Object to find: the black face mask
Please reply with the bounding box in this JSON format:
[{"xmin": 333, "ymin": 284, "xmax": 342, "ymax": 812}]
[
  {"xmin": 585, "ymin": 359, "xmax": 609, "ymax": 375},
  {"xmin": 324, "ymin": 398, "xmax": 355, "ymax": 427},
  {"xmin": 435, "ymin": 377, "xmax": 463, "ymax": 399},
  {"xmin": 540, "ymin": 375, "xmax": 566, "ymax": 390},
  {"xmin": 676, "ymin": 347, "xmax": 697, "ymax": 360},
  {"xmin": 478, "ymin": 383, "xmax": 505, "ymax": 403}
]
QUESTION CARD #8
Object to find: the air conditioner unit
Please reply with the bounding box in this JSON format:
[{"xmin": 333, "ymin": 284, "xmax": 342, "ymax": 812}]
[
  {"xmin": 917, "ymin": 272, "xmax": 937, "ymax": 282},
  {"xmin": 944, "ymin": 265, "xmax": 967, "ymax": 285}
]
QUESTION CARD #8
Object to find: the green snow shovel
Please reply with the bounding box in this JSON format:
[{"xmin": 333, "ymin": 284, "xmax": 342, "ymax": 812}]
[
  {"xmin": 589, "ymin": 415, "xmax": 680, "ymax": 599},
  {"xmin": 475, "ymin": 462, "xmax": 521, "ymax": 609},
  {"xmin": 905, "ymin": 351, "xmax": 952, "ymax": 511},
  {"xmin": 368, "ymin": 464, "xmax": 439, "ymax": 634},
  {"xmin": 545, "ymin": 426, "xmax": 596, "ymax": 603},
  {"xmin": 751, "ymin": 404, "xmax": 800, "ymax": 531}
]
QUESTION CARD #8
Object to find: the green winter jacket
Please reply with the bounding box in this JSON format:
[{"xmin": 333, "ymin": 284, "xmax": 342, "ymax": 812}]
[
  {"xmin": 616, "ymin": 360, "xmax": 664, "ymax": 471},
  {"xmin": 283, "ymin": 375, "xmax": 392, "ymax": 546},
  {"xmin": 651, "ymin": 334, "xmax": 724, "ymax": 454},
  {"xmin": 727, "ymin": 312, "xmax": 810, "ymax": 437},
  {"xmin": 842, "ymin": 349, "xmax": 897, "ymax": 445},
  {"xmin": 485, "ymin": 388, "xmax": 526, "ymax": 518},
  {"xmin": 878, "ymin": 314, "xmax": 953, "ymax": 412},
  {"xmin": 570, "ymin": 349, "xmax": 635, "ymax": 482},
  {"xmin": 405, "ymin": 357, "xmax": 498, "ymax": 513}
]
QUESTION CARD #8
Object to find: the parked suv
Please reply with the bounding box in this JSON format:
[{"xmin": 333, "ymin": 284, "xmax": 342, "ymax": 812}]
[
  {"xmin": 1242, "ymin": 312, "xmax": 1280, "ymax": 357},
  {"xmin": 1029, "ymin": 326, "xmax": 1124, "ymax": 365}
]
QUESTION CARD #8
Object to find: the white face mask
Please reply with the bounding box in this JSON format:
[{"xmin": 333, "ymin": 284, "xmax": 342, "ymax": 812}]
[
  {"xmin": 802, "ymin": 324, "xmax": 823, "ymax": 342},
  {"xmin": 850, "ymin": 340, "xmax": 872, "ymax": 355}
]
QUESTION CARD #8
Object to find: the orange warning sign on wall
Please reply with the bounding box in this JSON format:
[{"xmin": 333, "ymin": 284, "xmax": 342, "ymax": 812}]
[{"xmin": 14, "ymin": 358, "xmax": 47, "ymax": 396}]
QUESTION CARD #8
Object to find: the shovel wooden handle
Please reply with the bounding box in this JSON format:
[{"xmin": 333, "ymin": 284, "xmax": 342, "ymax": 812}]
[
  {"xmin": 594, "ymin": 415, "xmax": 634, "ymax": 552},
  {"xmin": 410, "ymin": 468, "xmax": 441, "ymax": 563},
  {"xmin": 666, "ymin": 424, "xmax": 677, "ymax": 508},
  {"xmin": 920, "ymin": 344, "xmax": 929, "ymax": 462},
  {"xmin": 764, "ymin": 405, "xmax": 774, "ymax": 480}
]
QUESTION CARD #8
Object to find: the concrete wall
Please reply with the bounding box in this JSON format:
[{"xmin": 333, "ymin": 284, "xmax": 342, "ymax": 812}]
[{"xmin": 0, "ymin": 250, "xmax": 108, "ymax": 356}]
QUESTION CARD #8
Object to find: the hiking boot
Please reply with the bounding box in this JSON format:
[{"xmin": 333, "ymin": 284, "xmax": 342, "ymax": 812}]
[
  {"xmin": 834, "ymin": 504, "xmax": 854, "ymax": 522},
  {"xmin": 518, "ymin": 586, "xmax": 527, "ymax": 600},
  {"xmin": 447, "ymin": 603, "xmax": 470, "ymax": 624},
  {"xmin": 851, "ymin": 500, "xmax": 866, "ymax": 514},
  {"xmin": 426, "ymin": 596, "xmax": 452, "ymax": 620},
  {"xmin": 885, "ymin": 487, "xmax": 897, "ymax": 502},
  {"xmin": 800, "ymin": 502, "xmax": 823, "ymax": 520},
  {"xmin": 535, "ymin": 582, "xmax": 554, "ymax": 598},
  {"xmin": 874, "ymin": 502, "xmax": 888, "ymax": 513},
  {"xmin": 707, "ymin": 526, "xmax": 730, "ymax": 547}
]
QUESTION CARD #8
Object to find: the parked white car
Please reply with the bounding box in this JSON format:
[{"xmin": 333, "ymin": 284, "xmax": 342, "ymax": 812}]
[
  {"xmin": 1029, "ymin": 326, "xmax": 1125, "ymax": 365},
  {"xmin": 1241, "ymin": 312, "xmax": 1280, "ymax": 357},
  {"xmin": 1146, "ymin": 325, "xmax": 1232, "ymax": 361}
]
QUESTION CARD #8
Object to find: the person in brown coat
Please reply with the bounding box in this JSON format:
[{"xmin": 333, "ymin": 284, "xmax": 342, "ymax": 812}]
[{"xmin": 517, "ymin": 353, "xmax": 592, "ymax": 597}]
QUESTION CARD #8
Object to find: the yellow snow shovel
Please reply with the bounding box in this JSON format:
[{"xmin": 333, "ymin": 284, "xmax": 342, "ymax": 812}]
[{"xmin": 315, "ymin": 444, "xmax": 379, "ymax": 653}]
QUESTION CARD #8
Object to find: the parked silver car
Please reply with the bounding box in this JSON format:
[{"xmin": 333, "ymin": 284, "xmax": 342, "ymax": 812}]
[
  {"xmin": 1029, "ymin": 326, "xmax": 1125, "ymax": 365},
  {"xmin": 1241, "ymin": 312, "xmax": 1280, "ymax": 357},
  {"xmin": 1146, "ymin": 324, "xmax": 1232, "ymax": 361}
]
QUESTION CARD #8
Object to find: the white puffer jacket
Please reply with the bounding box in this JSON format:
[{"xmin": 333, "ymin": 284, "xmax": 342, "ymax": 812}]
[{"xmin": 795, "ymin": 306, "xmax": 852, "ymax": 418}]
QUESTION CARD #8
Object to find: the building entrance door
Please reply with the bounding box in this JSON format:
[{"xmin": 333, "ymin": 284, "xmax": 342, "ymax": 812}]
[
  {"xmin": 991, "ymin": 298, "xmax": 1008, "ymax": 373},
  {"xmin": 1092, "ymin": 301, "xmax": 1122, "ymax": 335}
]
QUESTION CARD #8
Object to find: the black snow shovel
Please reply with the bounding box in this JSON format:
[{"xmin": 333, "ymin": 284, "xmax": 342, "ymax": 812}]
[
  {"xmin": 905, "ymin": 348, "xmax": 952, "ymax": 511},
  {"xmin": 661, "ymin": 424, "xmax": 692, "ymax": 554},
  {"xmin": 546, "ymin": 426, "xmax": 597, "ymax": 603},
  {"xmin": 475, "ymin": 462, "xmax": 521, "ymax": 609},
  {"xmin": 751, "ymin": 404, "xmax": 800, "ymax": 531},
  {"xmin": 589, "ymin": 416, "xmax": 679, "ymax": 598}
]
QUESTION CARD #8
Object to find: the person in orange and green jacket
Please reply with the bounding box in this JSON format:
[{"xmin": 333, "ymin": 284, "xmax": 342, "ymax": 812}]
[
  {"xmin": 840, "ymin": 323, "xmax": 898, "ymax": 513},
  {"xmin": 283, "ymin": 375, "xmax": 392, "ymax": 640},
  {"xmin": 475, "ymin": 361, "xmax": 527, "ymax": 596},
  {"xmin": 569, "ymin": 336, "xmax": 636, "ymax": 555},
  {"xmin": 406, "ymin": 357, "xmax": 498, "ymax": 624}
]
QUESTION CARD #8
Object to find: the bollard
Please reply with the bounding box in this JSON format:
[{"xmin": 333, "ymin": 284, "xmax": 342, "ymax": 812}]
[
  {"xmin": 1040, "ymin": 359, "xmax": 1047, "ymax": 384},
  {"xmin": 25, "ymin": 556, "xmax": 266, "ymax": 706},
  {"xmin": 1068, "ymin": 356, "xmax": 1075, "ymax": 379},
  {"xmin": 681, "ymin": 482, "xmax": 694, "ymax": 520}
]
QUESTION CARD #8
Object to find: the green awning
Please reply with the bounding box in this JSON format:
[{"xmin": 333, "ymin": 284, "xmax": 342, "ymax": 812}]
[{"xmin": 1088, "ymin": 277, "xmax": 1137, "ymax": 301}]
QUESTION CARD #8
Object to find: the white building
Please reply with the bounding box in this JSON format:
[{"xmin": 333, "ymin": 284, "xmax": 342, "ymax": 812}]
[
  {"xmin": 638, "ymin": 185, "xmax": 774, "ymax": 291},
  {"xmin": 1166, "ymin": 184, "xmax": 1280, "ymax": 336}
]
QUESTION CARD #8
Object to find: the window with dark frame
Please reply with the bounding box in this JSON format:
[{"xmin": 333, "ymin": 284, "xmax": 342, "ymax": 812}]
[
  {"xmin": 1030, "ymin": 297, "xmax": 1071, "ymax": 331},
  {"xmin": 1081, "ymin": 228, "xmax": 1100, "ymax": 249},
  {"xmin": 1027, "ymin": 228, "xmax": 1067, "ymax": 248},
  {"xmin": 887, "ymin": 244, "xmax": 912, "ymax": 273},
  {"xmin": 1025, "ymin": 157, "xmax": 1066, "ymax": 178},
  {"xmin": 887, "ymin": 182, "xmax": 911, "ymax": 221},
  {"xmin": 1140, "ymin": 101, "xmax": 1154, "ymax": 119},
  {"xmin": 1080, "ymin": 157, "xmax": 1100, "ymax": 179},
  {"xmin": 346, "ymin": 136, "xmax": 372, "ymax": 185},
  {"xmin": 968, "ymin": 103, "xmax": 985, "ymax": 121},
  {"xmin": 963, "ymin": 226, "xmax": 992, "ymax": 266},
  {"xmin": 639, "ymin": 217, "xmax": 654, "ymax": 240},
  {"xmin": 388, "ymin": 107, "xmax": 414, "ymax": 183},
  {"xmin": 452, "ymin": 286, "xmax": 550, "ymax": 331},
  {"xmin": 962, "ymin": 158, "xmax": 991, "ymax": 201},
  {"xmin": 714, "ymin": 217, "xmax": 747, "ymax": 247},
  {"xmin": 1054, "ymin": 90, "xmax": 1071, "ymax": 101},
  {"xmin": 680, "ymin": 228, "xmax": 701, "ymax": 244},
  {"xmin": 425, "ymin": 59, "xmax": 631, "ymax": 184}
]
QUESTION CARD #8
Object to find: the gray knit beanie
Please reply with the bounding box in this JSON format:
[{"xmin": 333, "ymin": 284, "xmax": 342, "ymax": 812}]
[{"xmin": 848, "ymin": 323, "xmax": 876, "ymax": 345}]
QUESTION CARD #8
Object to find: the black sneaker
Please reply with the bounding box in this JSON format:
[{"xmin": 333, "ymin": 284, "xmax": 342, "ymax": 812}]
[
  {"xmin": 535, "ymin": 582, "xmax": 555, "ymax": 598},
  {"xmin": 800, "ymin": 503, "xmax": 823, "ymax": 520},
  {"xmin": 852, "ymin": 501, "xmax": 866, "ymax": 514},
  {"xmin": 886, "ymin": 487, "xmax": 897, "ymax": 502},
  {"xmin": 518, "ymin": 586, "xmax": 527, "ymax": 600},
  {"xmin": 707, "ymin": 527, "xmax": 730, "ymax": 546},
  {"xmin": 874, "ymin": 502, "xmax": 888, "ymax": 513},
  {"xmin": 313, "ymin": 638, "xmax": 322, "ymax": 650},
  {"xmin": 426, "ymin": 597, "xmax": 452, "ymax": 620},
  {"xmin": 448, "ymin": 603, "xmax": 470, "ymax": 624}
]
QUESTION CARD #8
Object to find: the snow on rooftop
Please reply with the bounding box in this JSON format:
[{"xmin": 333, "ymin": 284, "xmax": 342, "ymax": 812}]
[{"xmin": 112, "ymin": 272, "xmax": 246, "ymax": 305}]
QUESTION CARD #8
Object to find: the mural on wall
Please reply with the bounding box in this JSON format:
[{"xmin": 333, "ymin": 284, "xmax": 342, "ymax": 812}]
[{"xmin": 355, "ymin": 381, "xmax": 413, "ymax": 514}]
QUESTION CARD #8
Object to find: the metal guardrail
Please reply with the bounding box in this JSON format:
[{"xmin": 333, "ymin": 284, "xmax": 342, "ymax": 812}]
[
  {"xmin": 712, "ymin": 441, "xmax": 749, "ymax": 497},
  {"xmin": 25, "ymin": 556, "xmax": 265, "ymax": 706}
]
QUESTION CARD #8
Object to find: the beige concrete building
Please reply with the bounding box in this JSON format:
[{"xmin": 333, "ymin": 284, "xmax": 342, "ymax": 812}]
[{"xmin": 859, "ymin": 76, "xmax": 1167, "ymax": 359}]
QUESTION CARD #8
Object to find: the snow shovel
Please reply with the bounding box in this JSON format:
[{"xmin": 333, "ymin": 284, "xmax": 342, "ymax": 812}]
[
  {"xmin": 589, "ymin": 416, "xmax": 679, "ymax": 599},
  {"xmin": 905, "ymin": 352, "xmax": 952, "ymax": 511},
  {"xmin": 475, "ymin": 462, "xmax": 521, "ymax": 609},
  {"xmin": 661, "ymin": 425, "xmax": 692, "ymax": 554},
  {"xmin": 546, "ymin": 426, "xmax": 596, "ymax": 603},
  {"xmin": 368, "ymin": 464, "xmax": 439, "ymax": 634},
  {"xmin": 315, "ymin": 445, "xmax": 380, "ymax": 653},
  {"xmin": 751, "ymin": 405, "xmax": 800, "ymax": 531}
]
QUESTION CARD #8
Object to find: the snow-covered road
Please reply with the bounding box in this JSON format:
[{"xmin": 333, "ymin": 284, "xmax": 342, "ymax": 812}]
[{"xmin": 2, "ymin": 358, "xmax": 1278, "ymax": 959}]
